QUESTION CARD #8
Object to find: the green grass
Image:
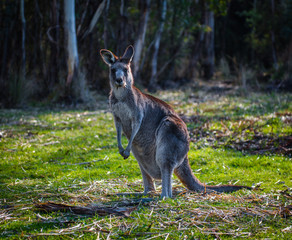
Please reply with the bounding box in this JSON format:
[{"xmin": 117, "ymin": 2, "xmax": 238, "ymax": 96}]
[{"xmin": 0, "ymin": 90, "xmax": 291, "ymax": 239}]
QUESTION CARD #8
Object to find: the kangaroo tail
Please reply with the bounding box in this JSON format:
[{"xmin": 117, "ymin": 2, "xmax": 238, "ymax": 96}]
[{"xmin": 174, "ymin": 158, "xmax": 252, "ymax": 193}]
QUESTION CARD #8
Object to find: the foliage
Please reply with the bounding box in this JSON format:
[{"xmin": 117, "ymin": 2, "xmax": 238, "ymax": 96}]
[
  {"xmin": 0, "ymin": 0, "xmax": 291, "ymax": 107},
  {"xmin": 0, "ymin": 87, "xmax": 291, "ymax": 239}
]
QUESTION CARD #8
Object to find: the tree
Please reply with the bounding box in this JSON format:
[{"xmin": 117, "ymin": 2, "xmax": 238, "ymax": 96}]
[
  {"xmin": 133, "ymin": 0, "xmax": 151, "ymax": 79},
  {"xmin": 82, "ymin": 0, "xmax": 106, "ymax": 39},
  {"xmin": 48, "ymin": 0, "xmax": 60, "ymax": 92},
  {"xmin": 270, "ymin": 0, "xmax": 278, "ymax": 70},
  {"xmin": 20, "ymin": 0, "xmax": 26, "ymax": 81},
  {"xmin": 148, "ymin": 0, "xmax": 167, "ymax": 89},
  {"xmin": 187, "ymin": 0, "xmax": 206, "ymax": 81},
  {"xmin": 202, "ymin": 2, "xmax": 215, "ymax": 80},
  {"xmin": 64, "ymin": 0, "xmax": 79, "ymax": 89}
]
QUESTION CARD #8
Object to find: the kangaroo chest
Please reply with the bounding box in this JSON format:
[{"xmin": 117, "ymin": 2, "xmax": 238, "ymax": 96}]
[
  {"xmin": 111, "ymin": 101, "xmax": 132, "ymax": 119},
  {"xmin": 110, "ymin": 101, "xmax": 134, "ymax": 137}
]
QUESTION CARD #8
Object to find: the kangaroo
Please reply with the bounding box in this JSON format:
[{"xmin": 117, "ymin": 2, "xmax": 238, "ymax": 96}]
[{"xmin": 100, "ymin": 45, "xmax": 251, "ymax": 198}]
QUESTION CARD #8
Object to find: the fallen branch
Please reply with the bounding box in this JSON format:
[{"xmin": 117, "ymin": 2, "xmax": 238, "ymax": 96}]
[{"xmin": 35, "ymin": 201, "xmax": 136, "ymax": 217}]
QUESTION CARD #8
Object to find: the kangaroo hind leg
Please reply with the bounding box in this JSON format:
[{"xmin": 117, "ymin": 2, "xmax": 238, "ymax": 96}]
[
  {"xmin": 138, "ymin": 162, "xmax": 156, "ymax": 195},
  {"xmin": 159, "ymin": 161, "xmax": 174, "ymax": 198},
  {"xmin": 156, "ymin": 117, "xmax": 189, "ymax": 198}
]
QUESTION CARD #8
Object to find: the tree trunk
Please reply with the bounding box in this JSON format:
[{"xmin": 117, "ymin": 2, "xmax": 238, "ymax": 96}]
[
  {"xmin": 270, "ymin": 0, "xmax": 278, "ymax": 70},
  {"xmin": 202, "ymin": 5, "xmax": 214, "ymax": 80},
  {"xmin": 34, "ymin": 0, "xmax": 46, "ymax": 84},
  {"xmin": 251, "ymin": 0, "xmax": 257, "ymax": 64},
  {"xmin": 64, "ymin": 0, "xmax": 79, "ymax": 88},
  {"xmin": 133, "ymin": 0, "xmax": 151, "ymax": 80},
  {"xmin": 1, "ymin": 11, "xmax": 14, "ymax": 81},
  {"xmin": 187, "ymin": 1, "xmax": 205, "ymax": 80},
  {"xmin": 82, "ymin": 0, "xmax": 106, "ymax": 39},
  {"xmin": 48, "ymin": 0, "xmax": 60, "ymax": 92},
  {"xmin": 77, "ymin": 0, "xmax": 90, "ymax": 36},
  {"xmin": 103, "ymin": 0, "xmax": 111, "ymax": 49},
  {"xmin": 188, "ymin": 31, "xmax": 204, "ymax": 80},
  {"xmin": 148, "ymin": 0, "xmax": 167, "ymax": 89},
  {"xmin": 117, "ymin": 0, "xmax": 129, "ymax": 55},
  {"xmin": 20, "ymin": 0, "xmax": 26, "ymax": 80}
]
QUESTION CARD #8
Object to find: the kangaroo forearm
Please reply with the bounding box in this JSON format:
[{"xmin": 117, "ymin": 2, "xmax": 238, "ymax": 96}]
[
  {"xmin": 124, "ymin": 132, "xmax": 136, "ymax": 151},
  {"xmin": 115, "ymin": 121, "xmax": 123, "ymax": 149},
  {"xmin": 125, "ymin": 118, "xmax": 142, "ymax": 151},
  {"xmin": 117, "ymin": 130, "xmax": 122, "ymax": 148}
]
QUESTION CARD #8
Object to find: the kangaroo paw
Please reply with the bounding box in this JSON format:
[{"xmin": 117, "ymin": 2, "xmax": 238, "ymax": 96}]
[{"xmin": 121, "ymin": 149, "xmax": 130, "ymax": 159}]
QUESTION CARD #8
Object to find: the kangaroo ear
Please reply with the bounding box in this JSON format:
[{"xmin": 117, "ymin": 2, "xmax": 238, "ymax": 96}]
[
  {"xmin": 121, "ymin": 45, "xmax": 134, "ymax": 64},
  {"xmin": 100, "ymin": 49, "xmax": 117, "ymax": 66}
]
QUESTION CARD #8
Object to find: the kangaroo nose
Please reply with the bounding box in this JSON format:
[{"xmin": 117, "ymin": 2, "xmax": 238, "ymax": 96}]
[{"xmin": 116, "ymin": 78, "xmax": 123, "ymax": 84}]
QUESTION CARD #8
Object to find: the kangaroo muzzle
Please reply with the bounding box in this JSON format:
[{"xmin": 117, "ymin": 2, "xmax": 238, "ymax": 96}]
[{"xmin": 115, "ymin": 70, "xmax": 126, "ymax": 87}]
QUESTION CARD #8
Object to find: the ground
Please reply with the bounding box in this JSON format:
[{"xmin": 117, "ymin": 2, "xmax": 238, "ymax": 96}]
[{"xmin": 0, "ymin": 84, "xmax": 291, "ymax": 239}]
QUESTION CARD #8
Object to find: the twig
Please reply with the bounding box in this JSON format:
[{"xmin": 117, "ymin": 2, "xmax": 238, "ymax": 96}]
[
  {"xmin": 145, "ymin": 232, "xmax": 170, "ymax": 240},
  {"xmin": 46, "ymin": 26, "xmax": 60, "ymax": 45},
  {"xmin": 60, "ymin": 159, "xmax": 103, "ymax": 166},
  {"xmin": 77, "ymin": 0, "xmax": 90, "ymax": 36},
  {"xmin": 35, "ymin": 201, "xmax": 136, "ymax": 217}
]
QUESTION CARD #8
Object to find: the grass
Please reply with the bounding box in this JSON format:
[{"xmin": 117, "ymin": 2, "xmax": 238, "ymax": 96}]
[{"xmin": 0, "ymin": 87, "xmax": 291, "ymax": 239}]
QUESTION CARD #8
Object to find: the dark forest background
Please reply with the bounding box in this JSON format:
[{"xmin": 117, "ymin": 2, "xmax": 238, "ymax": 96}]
[{"xmin": 0, "ymin": 0, "xmax": 292, "ymax": 108}]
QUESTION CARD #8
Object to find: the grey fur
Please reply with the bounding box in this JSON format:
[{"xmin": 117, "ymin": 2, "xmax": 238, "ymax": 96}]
[{"xmin": 100, "ymin": 45, "xmax": 251, "ymax": 198}]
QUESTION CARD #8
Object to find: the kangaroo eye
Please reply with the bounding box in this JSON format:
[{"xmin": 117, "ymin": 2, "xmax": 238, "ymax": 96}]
[{"xmin": 111, "ymin": 69, "xmax": 116, "ymax": 74}]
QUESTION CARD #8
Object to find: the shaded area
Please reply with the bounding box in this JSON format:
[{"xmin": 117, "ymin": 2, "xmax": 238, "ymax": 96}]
[
  {"xmin": 35, "ymin": 198, "xmax": 153, "ymax": 217},
  {"xmin": 182, "ymin": 111, "xmax": 292, "ymax": 156},
  {"xmin": 1, "ymin": 1, "xmax": 292, "ymax": 107}
]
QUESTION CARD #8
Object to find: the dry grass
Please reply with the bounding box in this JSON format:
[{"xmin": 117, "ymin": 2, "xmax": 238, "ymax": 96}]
[{"xmin": 1, "ymin": 179, "xmax": 291, "ymax": 239}]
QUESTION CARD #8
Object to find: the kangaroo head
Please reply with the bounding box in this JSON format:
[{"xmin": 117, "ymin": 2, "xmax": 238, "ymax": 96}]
[{"xmin": 100, "ymin": 45, "xmax": 134, "ymax": 89}]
